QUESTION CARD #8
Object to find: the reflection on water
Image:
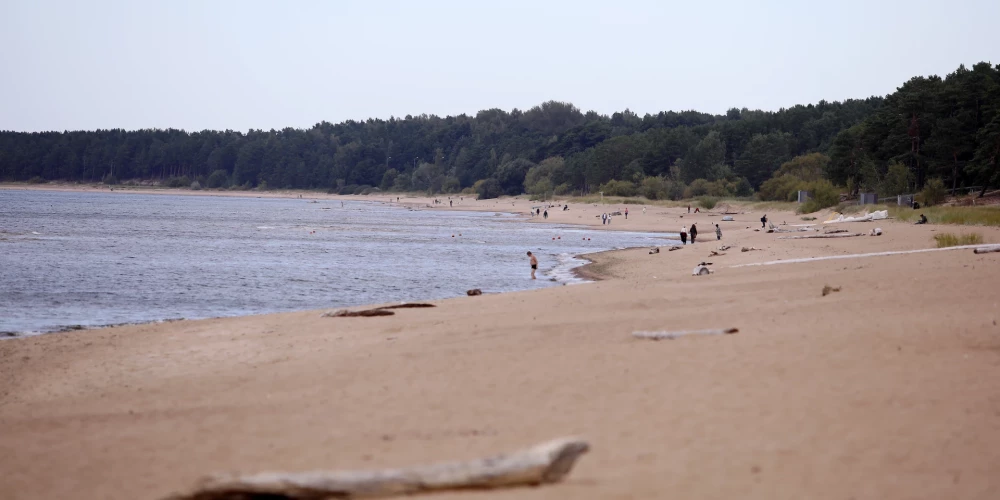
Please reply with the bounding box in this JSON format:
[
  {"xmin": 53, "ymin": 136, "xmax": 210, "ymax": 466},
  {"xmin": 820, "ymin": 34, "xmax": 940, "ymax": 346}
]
[{"xmin": 0, "ymin": 190, "xmax": 665, "ymax": 335}]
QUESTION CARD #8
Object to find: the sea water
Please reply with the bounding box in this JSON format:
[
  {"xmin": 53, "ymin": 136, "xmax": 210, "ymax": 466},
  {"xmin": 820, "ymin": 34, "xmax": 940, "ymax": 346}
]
[{"xmin": 0, "ymin": 190, "xmax": 665, "ymax": 336}]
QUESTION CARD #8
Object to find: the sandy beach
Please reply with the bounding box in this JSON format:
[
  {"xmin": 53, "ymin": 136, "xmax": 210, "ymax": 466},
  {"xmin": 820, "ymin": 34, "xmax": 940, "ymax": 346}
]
[{"xmin": 2, "ymin": 187, "xmax": 999, "ymax": 499}]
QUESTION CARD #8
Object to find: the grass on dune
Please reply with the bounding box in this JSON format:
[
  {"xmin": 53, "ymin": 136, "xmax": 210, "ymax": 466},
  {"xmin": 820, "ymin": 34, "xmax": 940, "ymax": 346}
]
[
  {"xmin": 888, "ymin": 205, "xmax": 1000, "ymax": 226},
  {"xmin": 933, "ymin": 232, "xmax": 984, "ymax": 248}
]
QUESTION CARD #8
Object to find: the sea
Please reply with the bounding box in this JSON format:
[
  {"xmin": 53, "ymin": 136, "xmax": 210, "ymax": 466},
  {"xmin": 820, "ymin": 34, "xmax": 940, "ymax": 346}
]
[{"xmin": 0, "ymin": 190, "xmax": 667, "ymax": 336}]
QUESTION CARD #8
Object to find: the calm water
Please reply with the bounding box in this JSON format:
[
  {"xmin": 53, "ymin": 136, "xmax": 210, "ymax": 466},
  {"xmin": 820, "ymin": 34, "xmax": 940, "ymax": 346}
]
[{"xmin": 0, "ymin": 190, "xmax": 667, "ymax": 336}]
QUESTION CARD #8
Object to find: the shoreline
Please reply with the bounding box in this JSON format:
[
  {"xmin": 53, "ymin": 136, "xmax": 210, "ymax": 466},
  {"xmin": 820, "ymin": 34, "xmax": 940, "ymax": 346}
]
[{"xmin": 0, "ymin": 188, "xmax": 669, "ymax": 337}]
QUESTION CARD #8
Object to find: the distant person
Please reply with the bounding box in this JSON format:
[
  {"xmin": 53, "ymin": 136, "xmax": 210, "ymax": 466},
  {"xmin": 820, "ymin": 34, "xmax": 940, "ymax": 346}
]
[
  {"xmin": 563, "ymin": 204, "xmax": 568, "ymax": 211},
  {"xmin": 689, "ymin": 223, "xmax": 698, "ymax": 243},
  {"xmin": 761, "ymin": 214, "xmax": 768, "ymax": 228},
  {"xmin": 527, "ymin": 251, "xmax": 538, "ymax": 279},
  {"xmin": 537, "ymin": 208, "xmax": 541, "ymax": 216},
  {"xmin": 912, "ymin": 201, "xmax": 920, "ymax": 209},
  {"xmin": 680, "ymin": 226, "xmax": 688, "ymax": 245},
  {"xmin": 543, "ymin": 209, "xmax": 548, "ymax": 219},
  {"xmin": 694, "ymin": 207, "xmax": 700, "ymax": 213},
  {"xmin": 715, "ymin": 223, "xmax": 722, "ymax": 240},
  {"xmin": 450, "ymin": 200, "xmax": 453, "ymax": 207},
  {"xmin": 687, "ymin": 205, "xmax": 691, "ymax": 213},
  {"xmin": 916, "ymin": 214, "xmax": 928, "ymax": 224},
  {"xmin": 602, "ymin": 213, "xmax": 607, "ymax": 225},
  {"xmin": 642, "ymin": 207, "xmax": 646, "ymax": 214},
  {"xmin": 624, "ymin": 207, "xmax": 629, "ymax": 219}
]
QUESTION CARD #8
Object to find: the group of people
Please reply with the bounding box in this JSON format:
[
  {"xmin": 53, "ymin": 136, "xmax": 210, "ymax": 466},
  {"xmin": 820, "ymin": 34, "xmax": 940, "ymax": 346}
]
[{"xmin": 679, "ymin": 223, "xmax": 723, "ymax": 245}]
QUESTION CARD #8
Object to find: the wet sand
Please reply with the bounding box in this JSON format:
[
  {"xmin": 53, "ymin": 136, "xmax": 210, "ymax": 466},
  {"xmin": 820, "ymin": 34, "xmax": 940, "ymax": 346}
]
[{"xmin": 2, "ymin": 191, "xmax": 1000, "ymax": 500}]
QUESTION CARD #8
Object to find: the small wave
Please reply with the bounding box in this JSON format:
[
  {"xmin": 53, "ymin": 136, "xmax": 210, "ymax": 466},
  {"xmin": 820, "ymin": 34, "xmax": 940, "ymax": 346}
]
[
  {"xmin": 256, "ymin": 226, "xmax": 276, "ymax": 230},
  {"xmin": 546, "ymin": 253, "xmax": 591, "ymax": 285}
]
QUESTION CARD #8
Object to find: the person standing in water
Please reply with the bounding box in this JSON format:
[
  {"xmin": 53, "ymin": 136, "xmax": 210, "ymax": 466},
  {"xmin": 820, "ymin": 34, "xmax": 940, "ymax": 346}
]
[
  {"xmin": 527, "ymin": 251, "xmax": 538, "ymax": 279},
  {"xmin": 680, "ymin": 226, "xmax": 688, "ymax": 245},
  {"xmin": 689, "ymin": 223, "xmax": 698, "ymax": 243},
  {"xmin": 715, "ymin": 223, "xmax": 722, "ymax": 240}
]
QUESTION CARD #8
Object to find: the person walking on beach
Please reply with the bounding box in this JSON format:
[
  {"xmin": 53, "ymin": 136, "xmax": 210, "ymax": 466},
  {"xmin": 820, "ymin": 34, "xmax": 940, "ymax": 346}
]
[
  {"xmin": 527, "ymin": 251, "xmax": 538, "ymax": 280},
  {"xmin": 761, "ymin": 214, "xmax": 768, "ymax": 228},
  {"xmin": 602, "ymin": 213, "xmax": 607, "ymax": 225},
  {"xmin": 625, "ymin": 207, "xmax": 629, "ymax": 219},
  {"xmin": 687, "ymin": 205, "xmax": 691, "ymax": 214},
  {"xmin": 450, "ymin": 200, "xmax": 453, "ymax": 207},
  {"xmin": 680, "ymin": 226, "xmax": 688, "ymax": 245},
  {"xmin": 543, "ymin": 209, "xmax": 548, "ymax": 219},
  {"xmin": 715, "ymin": 223, "xmax": 722, "ymax": 240},
  {"xmin": 689, "ymin": 223, "xmax": 698, "ymax": 243}
]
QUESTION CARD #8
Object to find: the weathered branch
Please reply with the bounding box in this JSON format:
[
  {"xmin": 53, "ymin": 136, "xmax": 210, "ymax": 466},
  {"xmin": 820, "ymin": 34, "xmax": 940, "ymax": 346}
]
[
  {"xmin": 165, "ymin": 437, "xmax": 589, "ymax": 500},
  {"xmin": 633, "ymin": 328, "xmax": 738, "ymax": 340},
  {"xmin": 777, "ymin": 233, "xmax": 862, "ymax": 240},
  {"xmin": 974, "ymin": 245, "xmax": 1000, "ymax": 254}
]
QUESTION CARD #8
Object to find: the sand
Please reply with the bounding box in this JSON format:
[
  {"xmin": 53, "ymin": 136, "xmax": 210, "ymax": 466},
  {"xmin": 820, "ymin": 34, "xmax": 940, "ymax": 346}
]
[{"xmin": 2, "ymin": 187, "xmax": 1000, "ymax": 500}]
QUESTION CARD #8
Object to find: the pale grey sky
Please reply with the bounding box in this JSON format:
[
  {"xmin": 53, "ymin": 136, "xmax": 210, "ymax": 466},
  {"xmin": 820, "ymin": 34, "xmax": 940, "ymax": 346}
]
[{"xmin": 1, "ymin": 0, "xmax": 996, "ymax": 132}]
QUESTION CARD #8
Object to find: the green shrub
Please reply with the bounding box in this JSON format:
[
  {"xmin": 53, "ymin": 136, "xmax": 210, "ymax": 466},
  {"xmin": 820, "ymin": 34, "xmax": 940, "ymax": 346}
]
[
  {"xmin": 257, "ymin": 180, "xmax": 268, "ymax": 191},
  {"xmin": 190, "ymin": 180, "xmax": 202, "ymax": 190},
  {"xmin": 797, "ymin": 180, "xmax": 841, "ymax": 214},
  {"xmin": 207, "ymin": 169, "xmax": 228, "ymax": 189},
  {"xmin": 102, "ymin": 173, "xmax": 119, "ymax": 185},
  {"xmin": 920, "ymin": 178, "xmax": 947, "ymax": 206},
  {"xmin": 697, "ymin": 196, "xmax": 719, "ymax": 209},
  {"xmin": 27, "ymin": 176, "xmax": 47, "ymax": 184},
  {"xmin": 934, "ymin": 232, "xmax": 983, "ymax": 248},
  {"xmin": 599, "ymin": 179, "xmax": 637, "ymax": 197},
  {"xmin": 165, "ymin": 176, "xmax": 191, "ymax": 188},
  {"xmin": 474, "ymin": 178, "xmax": 503, "ymax": 199}
]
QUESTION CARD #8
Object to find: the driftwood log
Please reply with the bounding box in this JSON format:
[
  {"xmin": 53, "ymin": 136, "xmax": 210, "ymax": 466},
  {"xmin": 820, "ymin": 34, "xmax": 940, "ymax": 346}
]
[
  {"xmin": 777, "ymin": 233, "xmax": 862, "ymax": 240},
  {"xmin": 322, "ymin": 303, "xmax": 436, "ymax": 317},
  {"xmin": 974, "ymin": 245, "xmax": 1000, "ymax": 254},
  {"xmin": 824, "ymin": 229, "xmax": 849, "ymax": 234},
  {"xmin": 633, "ymin": 328, "xmax": 738, "ymax": 340},
  {"xmin": 166, "ymin": 437, "xmax": 589, "ymax": 500}
]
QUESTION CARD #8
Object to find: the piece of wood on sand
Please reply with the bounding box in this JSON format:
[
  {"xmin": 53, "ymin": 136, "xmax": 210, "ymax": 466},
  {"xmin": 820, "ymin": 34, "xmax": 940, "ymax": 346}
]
[
  {"xmin": 165, "ymin": 437, "xmax": 589, "ymax": 500},
  {"xmin": 777, "ymin": 233, "xmax": 862, "ymax": 240},
  {"xmin": 633, "ymin": 328, "xmax": 738, "ymax": 340},
  {"xmin": 973, "ymin": 245, "xmax": 1000, "ymax": 254}
]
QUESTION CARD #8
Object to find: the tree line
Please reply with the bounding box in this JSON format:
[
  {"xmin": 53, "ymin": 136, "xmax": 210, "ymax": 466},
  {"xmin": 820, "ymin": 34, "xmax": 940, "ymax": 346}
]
[{"xmin": 1, "ymin": 62, "xmax": 997, "ymax": 201}]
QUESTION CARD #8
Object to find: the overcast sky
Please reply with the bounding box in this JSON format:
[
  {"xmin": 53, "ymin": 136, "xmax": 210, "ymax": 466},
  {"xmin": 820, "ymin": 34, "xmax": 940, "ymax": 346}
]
[{"xmin": 1, "ymin": 0, "xmax": 997, "ymax": 132}]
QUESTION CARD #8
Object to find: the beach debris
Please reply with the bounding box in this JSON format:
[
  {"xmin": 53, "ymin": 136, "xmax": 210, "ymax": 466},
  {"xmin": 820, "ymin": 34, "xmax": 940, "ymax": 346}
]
[
  {"xmin": 709, "ymin": 250, "xmax": 726, "ymax": 256},
  {"xmin": 824, "ymin": 229, "xmax": 850, "ymax": 234},
  {"xmin": 973, "ymin": 245, "xmax": 1000, "ymax": 254},
  {"xmin": 741, "ymin": 246, "xmax": 762, "ymax": 252},
  {"xmin": 633, "ymin": 328, "xmax": 738, "ymax": 340},
  {"xmin": 322, "ymin": 303, "xmax": 435, "ymax": 318},
  {"xmin": 801, "ymin": 216, "xmax": 817, "ymax": 221},
  {"xmin": 718, "ymin": 245, "xmax": 733, "ymax": 251},
  {"xmin": 870, "ymin": 228, "xmax": 883, "ymax": 236},
  {"xmin": 323, "ymin": 309, "xmax": 394, "ymax": 317},
  {"xmin": 164, "ymin": 437, "xmax": 590, "ymax": 500},
  {"xmin": 721, "ymin": 215, "xmax": 735, "ymax": 221},
  {"xmin": 379, "ymin": 303, "xmax": 436, "ymax": 310},
  {"xmin": 822, "ymin": 285, "xmax": 842, "ymax": 296},
  {"xmin": 778, "ymin": 233, "xmax": 863, "ymax": 240},
  {"xmin": 667, "ymin": 246, "xmax": 682, "ymax": 251},
  {"xmin": 692, "ymin": 262, "xmax": 713, "ymax": 276},
  {"xmin": 648, "ymin": 247, "xmax": 660, "ymax": 254},
  {"xmin": 467, "ymin": 288, "xmax": 483, "ymax": 296}
]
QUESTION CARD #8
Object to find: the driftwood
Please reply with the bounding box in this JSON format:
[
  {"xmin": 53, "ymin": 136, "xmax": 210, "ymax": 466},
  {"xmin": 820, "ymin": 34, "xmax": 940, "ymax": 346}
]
[
  {"xmin": 973, "ymin": 245, "xmax": 1000, "ymax": 254},
  {"xmin": 741, "ymin": 246, "xmax": 762, "ymax": 252},
  {"xmin": 323, "ymin": 303, "xmax": 436, "ymax": 317},
  {"xmin": 709, "ymin": 250, "xmax": 726, "ymax": 256},
  {"xmin": 467, "ymin": 289, "xmax": 483, "ymax": 296},
  {"xmin": 166, "ymin": 437, "xmax": 589, "ymax": 500},
  {"xmin": 777, "ymin": 233, "xmax": 862, "ymax": 240},
  {"xmin": 718, "ymin": 245, "xmax": 733, "ymax": 251},
  {"xmin": 822, "ymin": 285, "xmax": 842, "ymax": 296},
  {"xmin": 633, "ymin": 328, "xmax": 738, "ymax": 340},
  {"xmin": 648, "ymin": 247, "xmax": 660, "ymax": 254},
  {"xmin": 667, "ymin": 246, "xmax": 682, "ymax": 251},
  {"xmin": 824, "ymin": 229, "xmax": 849, "ymax": 234}
]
